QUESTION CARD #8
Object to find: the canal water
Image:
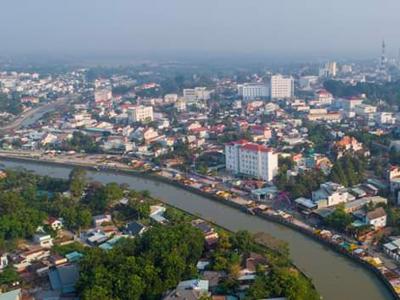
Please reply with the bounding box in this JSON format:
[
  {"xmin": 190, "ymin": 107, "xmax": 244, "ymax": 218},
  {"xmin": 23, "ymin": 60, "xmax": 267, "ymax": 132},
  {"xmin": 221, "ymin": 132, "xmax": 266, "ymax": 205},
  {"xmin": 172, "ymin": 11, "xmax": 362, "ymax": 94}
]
[{"xmin": 0, "ymin": 159, "xmax": 393, "ymax": 300}]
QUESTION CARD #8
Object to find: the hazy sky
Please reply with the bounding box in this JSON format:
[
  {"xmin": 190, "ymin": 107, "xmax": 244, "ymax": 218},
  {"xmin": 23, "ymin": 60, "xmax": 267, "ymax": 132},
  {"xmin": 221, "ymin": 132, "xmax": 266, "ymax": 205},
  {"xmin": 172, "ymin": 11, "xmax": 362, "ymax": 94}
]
[{"xmin": 1, "ymin": 0, "xmax": 399, "ymax": 59}]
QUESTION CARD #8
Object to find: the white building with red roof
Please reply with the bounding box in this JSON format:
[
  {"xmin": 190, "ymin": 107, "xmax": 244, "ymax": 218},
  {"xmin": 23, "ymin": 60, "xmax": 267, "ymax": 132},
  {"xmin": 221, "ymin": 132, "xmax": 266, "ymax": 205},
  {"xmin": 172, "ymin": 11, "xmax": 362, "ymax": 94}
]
[{"xmin": 225, "ymin": 140, "xmax": 278, "ymax": 182}]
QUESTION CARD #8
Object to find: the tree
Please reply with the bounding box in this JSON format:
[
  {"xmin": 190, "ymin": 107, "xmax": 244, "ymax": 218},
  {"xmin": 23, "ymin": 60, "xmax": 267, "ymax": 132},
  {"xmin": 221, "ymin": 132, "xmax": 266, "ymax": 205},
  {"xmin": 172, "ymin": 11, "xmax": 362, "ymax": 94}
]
[
  {"xmin": 0, "ymin": 266, "xmax": 19, "ymax": 286},
  {"xmin": 69, "ymin": 168, "xmax": 87, "ymax": 199},
  {"xmin": 325, "ymin": 205, "xmax": 353, "ymax": 231},
  {"xmin": 77, "ymin": 224, "xmax": 204, "ymax": 300}
]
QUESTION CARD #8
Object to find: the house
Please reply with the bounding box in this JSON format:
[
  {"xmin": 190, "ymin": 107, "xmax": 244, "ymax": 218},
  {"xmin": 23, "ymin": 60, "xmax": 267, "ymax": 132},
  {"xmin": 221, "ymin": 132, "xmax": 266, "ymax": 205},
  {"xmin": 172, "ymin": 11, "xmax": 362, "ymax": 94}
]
[
  {"xmin": 150, "ymin": 205, "xmax": 167, "ymax": 224},
  {"xmin": 365, "ymin": 207, "xmax": 387, "ymax": 230},
  {"xmin": 93, "ymin": 214, "xmax": 112, "ymax": 227},
  {"xmin": 48, "ymin": 217, "xmax": 63, "ymax": 231},
  {"xmin": 312, "ymin": 182, "xmax": 353, "ymax": 208},
  {"xmin": 177, "ymin": 279, "xmax": 209, "ymax": 293},
  {"xmin": 334, "ymin": 136, "xmax": 363, "ymax": 157},
  {"xmin": 65, "ymin": 251, "xmax": 84, "ymax": 263},
  {"xmin": 12, "ymin": 248, "xmax": 51, "ymax": 272},
  {"xmin": 33, "ymin": 234, "xmax": 53, "ymax": 248},
  {"xmin": 384, "ymin": 238, "xmax": 400, "ymax": 262},
  {"xmin": 86, "ymin": 230, "xmax": 109, "ymax": 246},
  {"xmin": 123, "ymin": 221, "xmax": 146, "ymax": 236},
  {"xmin": 244, "ymin": 252, "xmax": 268, "ymax": 273}
]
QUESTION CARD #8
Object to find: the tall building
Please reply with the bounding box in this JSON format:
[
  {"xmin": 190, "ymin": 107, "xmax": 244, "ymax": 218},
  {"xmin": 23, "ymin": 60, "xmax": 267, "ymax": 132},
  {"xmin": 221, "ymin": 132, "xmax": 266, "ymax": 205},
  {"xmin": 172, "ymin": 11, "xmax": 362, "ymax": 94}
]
[
  {"xmin": 327, "ymin": 62, "xmax": 337, "ymax": 77},
  {"xmin": 237, "ymin": 83, "xmax": 269, "ymax": 101},
  {"xmin": 319, "ymin": 62, "xmax": 337, "ymax": 77},
  {"xmin": 380, "ymin": 40, "xmax": 388, "ymax": 71},
  {"xmin": 270, "ymin": 75, "xmax": 294, "ymax": 99},
  {"xmin": 225, "ymin": 140, "xmax": 278, "ymax": 182},
  {"xmin": 127, "ymin": 106, "xmax": 154, "ymax": 123}
]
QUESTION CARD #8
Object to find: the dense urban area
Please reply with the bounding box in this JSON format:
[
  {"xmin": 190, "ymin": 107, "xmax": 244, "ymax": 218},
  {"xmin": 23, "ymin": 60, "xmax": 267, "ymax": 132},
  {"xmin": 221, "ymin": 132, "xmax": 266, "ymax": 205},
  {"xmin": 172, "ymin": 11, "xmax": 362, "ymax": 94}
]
[{"xmin": 2, "ymin": 42, "xmax": 400, "ymax": 300}]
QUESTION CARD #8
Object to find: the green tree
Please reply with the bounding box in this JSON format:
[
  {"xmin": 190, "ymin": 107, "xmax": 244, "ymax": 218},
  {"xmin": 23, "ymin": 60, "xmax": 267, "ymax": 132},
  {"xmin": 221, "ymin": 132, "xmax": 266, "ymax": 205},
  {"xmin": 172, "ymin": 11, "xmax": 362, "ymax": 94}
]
[{"xmin": 69, "ymin": 168, "xmax": 87, "ymax": 199}]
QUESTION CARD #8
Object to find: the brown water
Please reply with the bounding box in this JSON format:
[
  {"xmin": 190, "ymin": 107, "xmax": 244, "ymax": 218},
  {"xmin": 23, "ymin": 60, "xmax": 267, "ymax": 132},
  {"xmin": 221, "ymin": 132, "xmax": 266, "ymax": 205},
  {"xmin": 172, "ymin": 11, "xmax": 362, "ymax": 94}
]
[{"xmin": 0, "ymin": 159, "xmax": 394, "ymax": 300}]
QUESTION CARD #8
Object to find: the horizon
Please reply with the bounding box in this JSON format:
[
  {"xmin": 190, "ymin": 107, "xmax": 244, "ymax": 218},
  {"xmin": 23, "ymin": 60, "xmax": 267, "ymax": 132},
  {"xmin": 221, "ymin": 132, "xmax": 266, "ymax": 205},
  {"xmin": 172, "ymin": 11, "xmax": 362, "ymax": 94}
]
[{"xmin": 1, "ymin": 0, "xmax": 400, "ymax": 62}]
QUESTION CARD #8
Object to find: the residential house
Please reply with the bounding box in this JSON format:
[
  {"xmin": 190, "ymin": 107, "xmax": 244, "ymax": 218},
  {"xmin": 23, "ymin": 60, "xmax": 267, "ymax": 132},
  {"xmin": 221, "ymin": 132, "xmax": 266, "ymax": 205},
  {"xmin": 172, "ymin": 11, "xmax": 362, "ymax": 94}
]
[
  {"xmin": 48, "ymin": 217, "xmax": 63, "ymax": 231},
  {"xmin": 123, "ymin": 221, "xmax": 146, "ymax": 236},
  {"xmin": 33, "ymin": 234, "xmax": 53, "ymax": 248},
  {"xmin": 312, "ymin": 182, "xmax": 354, "ymax": 208},
  {"xmin": 93, "ymin": 214, "xmax": 112, "ymax": 227},
  {"xmin": 365, "ymin": 207, "xmax": 387, "ymax": 230}
]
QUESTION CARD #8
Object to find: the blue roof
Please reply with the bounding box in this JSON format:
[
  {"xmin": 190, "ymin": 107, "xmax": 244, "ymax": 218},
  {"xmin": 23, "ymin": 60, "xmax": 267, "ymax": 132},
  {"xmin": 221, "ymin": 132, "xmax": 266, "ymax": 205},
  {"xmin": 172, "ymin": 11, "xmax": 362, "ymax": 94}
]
[
  {"xmin": 0, "ymin": 289, "xmax": 21, "ymax": 300},
  {"xmin": 49, "ymin": 264, "xmax": 79, "ymax": 294},
  {"xmin": 99, "ymin": 236, "xmax": 124, "ymax": 251},
  {"xmin": 65, "ymin": 251, "xmax": 84, "ymax": 263},
  {"xmin": 124, "ymin": 222, "xmax": 146, "ymax": 236}
]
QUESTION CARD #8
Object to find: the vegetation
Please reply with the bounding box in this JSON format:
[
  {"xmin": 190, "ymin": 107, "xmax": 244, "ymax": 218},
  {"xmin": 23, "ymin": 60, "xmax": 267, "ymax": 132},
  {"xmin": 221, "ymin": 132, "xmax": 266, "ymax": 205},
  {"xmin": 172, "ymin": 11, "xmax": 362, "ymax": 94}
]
[
  {"xmin": 62, "ymin": 131, "xmax": 101, "ymax": 153},
  {"xmin": 304, "ymin": 122, "xmax": 332, "ymax": 152},
  {"xmin": 324, "ymin": 79, "xmax": 400, "ymax": 106},
  {"xmin": 0, "ymin": 93, "xmax": 23, "ymax": 115},
  {"xmin": 275, "ymin": 169, "xmax": 326, "ymax": 199},
  {"xmin": 77, "ymin": 224, "xmax": 204, "ymax": 300},
  {"xmin": 246, "ymin": 267, "xmax": 319, "ymax": 300},
  {"xmin": 325, "ymin": 204, "xmax": 353, "ymax": 231},
  {"xmin": 329, "ymin": 155, "xmax": 365, "ymax": 187},
  {"xmin": 0, "ymin": 266, "xmax": 19, "ymax": 286}
]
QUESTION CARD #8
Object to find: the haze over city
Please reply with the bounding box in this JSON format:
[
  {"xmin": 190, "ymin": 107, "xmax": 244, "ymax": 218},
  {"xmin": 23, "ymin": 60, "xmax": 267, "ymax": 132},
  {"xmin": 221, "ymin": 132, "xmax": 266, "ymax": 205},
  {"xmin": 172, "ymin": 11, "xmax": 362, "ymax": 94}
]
[
  {"xmin": 1, "ymin": 0, "xmax": 400, "ymax": 60},
  {"xmin": 2, "ymin": 2, "xmax": 400, "ymax": 300}
]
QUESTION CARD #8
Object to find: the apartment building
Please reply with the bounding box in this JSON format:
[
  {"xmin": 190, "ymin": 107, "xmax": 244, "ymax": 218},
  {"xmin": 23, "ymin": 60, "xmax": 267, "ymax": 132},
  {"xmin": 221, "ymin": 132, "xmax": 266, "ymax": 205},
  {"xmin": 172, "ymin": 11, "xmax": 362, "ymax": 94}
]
[
  {"xmin": 225, "ymin": 140, "xmax": 278, "ymax": 182},
  {"xmin": 127, "ymin": 105, "xmax": 154, "ymax": 123},
  {"xmin": 237, "ymin": 83, "xmax": 269, "ymax": 101},
  {"xmin": 270, "ymin": 75, "xmax": 294, "ymax": 99}
]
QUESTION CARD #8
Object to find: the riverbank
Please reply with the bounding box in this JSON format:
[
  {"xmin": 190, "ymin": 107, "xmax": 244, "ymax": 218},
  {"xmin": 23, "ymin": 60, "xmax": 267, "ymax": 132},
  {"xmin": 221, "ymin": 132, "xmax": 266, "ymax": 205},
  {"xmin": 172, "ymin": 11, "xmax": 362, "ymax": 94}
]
[{"xmin": 0, "ymin": 154, "xmax": 396, "ymax": 300}]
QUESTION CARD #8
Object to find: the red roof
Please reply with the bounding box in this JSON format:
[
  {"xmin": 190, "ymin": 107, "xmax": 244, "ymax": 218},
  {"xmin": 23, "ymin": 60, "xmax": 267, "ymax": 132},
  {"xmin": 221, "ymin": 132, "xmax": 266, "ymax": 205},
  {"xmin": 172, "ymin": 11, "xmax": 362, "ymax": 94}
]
[{"xmin": 241, "ymin": 143, "xmax": 272, "ymax": 153}]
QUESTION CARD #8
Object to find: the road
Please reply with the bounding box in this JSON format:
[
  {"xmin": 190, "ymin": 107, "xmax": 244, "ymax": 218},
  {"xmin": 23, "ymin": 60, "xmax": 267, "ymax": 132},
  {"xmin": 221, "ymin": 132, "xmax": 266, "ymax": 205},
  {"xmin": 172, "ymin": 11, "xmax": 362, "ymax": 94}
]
[{"xmin": 0, "ymin": 96, "xmax": 73, "ymax": 133}]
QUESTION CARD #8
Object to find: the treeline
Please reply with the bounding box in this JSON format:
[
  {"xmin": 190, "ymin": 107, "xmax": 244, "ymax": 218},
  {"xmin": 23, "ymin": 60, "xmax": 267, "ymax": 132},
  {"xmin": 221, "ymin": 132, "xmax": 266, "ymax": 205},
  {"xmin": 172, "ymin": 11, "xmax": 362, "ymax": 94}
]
[
  {"xmin": 0, "ymin": 93, "xmax": 24, "ymax": 115},
  {"xmin": 324, "ymin": 79, "xmax": 400, "ymax": 106}
]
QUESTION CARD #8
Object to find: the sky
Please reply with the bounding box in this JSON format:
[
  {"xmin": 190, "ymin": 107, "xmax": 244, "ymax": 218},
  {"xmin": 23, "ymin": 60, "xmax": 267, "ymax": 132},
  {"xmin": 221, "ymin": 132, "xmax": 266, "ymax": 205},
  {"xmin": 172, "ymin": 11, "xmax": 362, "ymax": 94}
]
[{"xmin": 1, "ymin": 0, "xmax": 400, "ymax": 60}]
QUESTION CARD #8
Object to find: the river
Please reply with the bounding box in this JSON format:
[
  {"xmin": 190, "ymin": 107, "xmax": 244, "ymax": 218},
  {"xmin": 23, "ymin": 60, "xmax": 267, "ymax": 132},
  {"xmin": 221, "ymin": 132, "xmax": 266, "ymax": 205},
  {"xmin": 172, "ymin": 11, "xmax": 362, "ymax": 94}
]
[{"xmin": 0, "ymin": 159, "xmax": 393, "ymax": 300}]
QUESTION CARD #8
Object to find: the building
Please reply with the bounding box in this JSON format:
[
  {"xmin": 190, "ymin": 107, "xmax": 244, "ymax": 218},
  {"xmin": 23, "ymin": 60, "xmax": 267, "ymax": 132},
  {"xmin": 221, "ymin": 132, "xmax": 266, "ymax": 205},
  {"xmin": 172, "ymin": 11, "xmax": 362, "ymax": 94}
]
[
  {"xmin": 307, "ymin": 110, "xmax": 342, "ymax": 122},
  {"xmin": 174, "ymin": 98, "xmax": 187, "ymax": 112},
  {"xmin": 319, "ymin": 61, "xmax": 337, "ymax": 77},
  {"xmin": 334, "ymin": 136, "xmax": 363, "ymax": 157},
  {"xmin": 33, "ymin": 234, "xmax": 53, "ymax": 248},
  {"xmin": 225, "ymin": 140, "xmax": 278, "ymax": 182},
  {"xmin": 237, "ymin": 83, "xmax": 269, "ymax": 101},
  {"xmin": 375, "ymin": 112, "xmax": 396, "ymax": 125},
  {"xmin": 365, "ymin": 207, "xmax": 387, "ymax": 230},
  {"xmin": 354, "ymin": 104, "xmax": 377, "ymax": 118},
  {"xmin": 311, "ymin": 89, "xmax": 333, "ymax": 106},
  {"xmin": 127, "ymin": 105, "xmax": 154, "ymax": 123},
  {"xmin": 183, "ymin": 87, "xmax": 212, "ymax": 103},
  {"xmin": 312, "ymin": 182, "xmax": 353, "ymax": 207},
  {"xmin": 94, "ymin": 88, "xmax": 112, "ymax": 103},
  {"xmin": 270, "ymin": 75, "xmax": 294, "ymax": 99}
]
